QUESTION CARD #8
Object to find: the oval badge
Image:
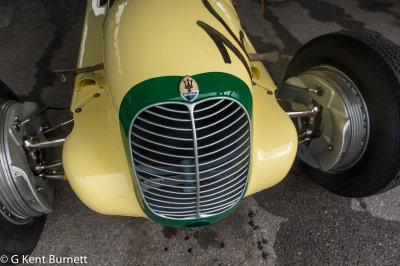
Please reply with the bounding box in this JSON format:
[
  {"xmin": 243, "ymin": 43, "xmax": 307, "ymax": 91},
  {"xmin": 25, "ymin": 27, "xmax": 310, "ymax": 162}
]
[{"xmin": 179, "ymin": 76, "xmax": 199, "ymax": 102}]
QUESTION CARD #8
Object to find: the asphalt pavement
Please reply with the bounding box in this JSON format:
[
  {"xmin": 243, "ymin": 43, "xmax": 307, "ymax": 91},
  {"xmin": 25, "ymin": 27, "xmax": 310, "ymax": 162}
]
[{"xmin": 0, "ymin": 0, "xmax": 400, "ymax": 265}]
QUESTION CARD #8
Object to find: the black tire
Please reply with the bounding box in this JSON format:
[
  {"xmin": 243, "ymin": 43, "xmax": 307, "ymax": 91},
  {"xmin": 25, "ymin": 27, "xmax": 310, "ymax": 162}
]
[
  {"xmin": 0, "ymin": 80, "xmax": 20, "ymax": 102},
  {"xmin": 284, "ymin": 31, "xmax": 400, "ymax": 197},
  {"xmin": 0, "ymin": 80, "xmax": 46, "ymax": 264},
  {"xmin": 0, "ymin": 215, "xmax": 46, "ymax": 265}
]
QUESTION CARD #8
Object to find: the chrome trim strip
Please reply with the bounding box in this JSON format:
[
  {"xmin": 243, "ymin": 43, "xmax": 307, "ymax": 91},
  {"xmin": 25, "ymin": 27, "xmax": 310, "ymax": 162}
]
[
  {"xmin": 198, "ymin": 134, "xmax": 249, "ymax": 158},
  {"xmin": 199, "ymin": 200, "xmax": 237, "ymax": 213},
  {"xmin": 158, "ymin": 214, "xmax": 196, "ymax": 218},
  {"xmin": 193, "ymin": 99, "xmax": 224, "ymax": 113},
  {"xmin": 144, "ymin": 195, "xmax": 197, "ymax": 206},
  {"xmin": 137, "ymin": 117, "xmax": 192, "ymax": 131},
  {"xmin": 137, "ymin": 174, "xmax": 197, "ymax": 189},
  {"xmin": 142, "ymin": 185, "xmax": 197, "ymax": 195},
  {"xmin": 132, "ymin": 142, "xmax": 195, "ymax": 159},
  {"xmin": 194, "ymin": 101, "xmax": 234, "ymax": 121},
  {"xmin": 197, "ymin": 113, "xmax": 246, "ymax": 140},
  {"xmin": 196, "ymin": 106, "xmax": 241, "ymax": 130},
  {"xmin": 155, "ymin": 105, "xmax": 188, "ymax": 114},
  {"xmin": 199, "ymin": 156, "xmax": 249, "ymax": 182},
  {"xmin": 132, "ymin": 132, "xmax": 194, "ymax": 151},
  {"xmin": 155, "ymin": 213, "xmax": 197, "ymax": 218},
  {"xmin": 144, "ymin": 109, "xmax": 191, "ymax": 122},
  {"xmin": 199, "ymin": 148, "xmax": 250, "ymax": 174},
  {"xmin": 144, "ymin": 189, "xmax": 197, "ymax": 200},
  {"xmin": 200, "ymin": 189, "xmax": 243, "ymax": 207},
  {"xmin": 154, "ymin": 209, "xmax": 197, "ymax": 215},
  {"xmin": 157, "ymin": 214, "xmax": 196, "ymax": 218},
  {"xmin": 197, "ymin": 125, "xmax": 249, "ymax": 150},
  {"xmin": 198, "ymin": 137, "xmax": 249, "ymax": 167},
  {"xmin": 133, "ymin": 124, "xmax": 193, "ymax": 141},
  {"xmin": 133, "ymin": 150, "xmax": 195, "ymax": 168},
  {"xmin": 148, "ymin": 202, "xmax": 197, "ymax": 210},
  {"xmin": 134, "ymin": 158, "xmax": 196, "ymax": 175},
  {"xmin": 200, "ymin": 177, "xmax": 246, "ymax": 196},
  {"xmin": 201, "ymin": 164, "xmax": 248, "ymax": 188},
  {"xmin": 136, "ymin": 167, "xmax": 197, "ymax": 184}
]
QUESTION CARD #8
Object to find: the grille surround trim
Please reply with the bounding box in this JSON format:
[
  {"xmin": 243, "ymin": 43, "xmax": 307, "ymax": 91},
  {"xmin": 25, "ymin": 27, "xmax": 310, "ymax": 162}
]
[{"xmin": 128, "ymin": 97, "xmax": 251, "ymax": 221}]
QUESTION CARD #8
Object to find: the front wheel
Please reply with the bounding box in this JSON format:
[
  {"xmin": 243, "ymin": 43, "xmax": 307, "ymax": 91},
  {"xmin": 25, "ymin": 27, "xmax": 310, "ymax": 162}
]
[
  {"xmin": 283, "ymin": 31, "xmax": 400, "ymax": 197},
  {"xmin": 0, "ymin": 81, "xmax": 52, "ymax": 261}
]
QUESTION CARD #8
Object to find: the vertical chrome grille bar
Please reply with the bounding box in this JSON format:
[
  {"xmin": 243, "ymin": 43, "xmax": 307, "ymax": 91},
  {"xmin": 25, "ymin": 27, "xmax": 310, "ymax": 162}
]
[{"xmin": 188, "ymin": 105, "xmax": 201, "ymax": 219}]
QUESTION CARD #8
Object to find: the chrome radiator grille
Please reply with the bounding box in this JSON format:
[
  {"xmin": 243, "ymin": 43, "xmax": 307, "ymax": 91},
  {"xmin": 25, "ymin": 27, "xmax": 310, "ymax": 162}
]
[{"xmin": 130, "ymin": 98, "xmax": 251, "ymax": 220}]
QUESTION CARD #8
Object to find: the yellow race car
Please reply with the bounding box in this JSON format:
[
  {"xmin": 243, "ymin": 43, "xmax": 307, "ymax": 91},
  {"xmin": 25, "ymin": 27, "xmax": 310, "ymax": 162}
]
[{"xmin": 0, "ymin": 0, "xmax": 399, "ymax": 259}]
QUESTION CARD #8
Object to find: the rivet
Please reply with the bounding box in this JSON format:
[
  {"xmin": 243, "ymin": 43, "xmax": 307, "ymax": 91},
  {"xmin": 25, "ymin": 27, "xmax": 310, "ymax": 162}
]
[
  {"xmin": 327, "ymin": 144, "xmax": 334, "ymax": 152},
  {"xmin": 75, "ymin": 108, "xmax": 82, "ymax": 113},
  {"xmin": 252, "ymin": 81, "xmax": 256, "ymax": 85},
  {"xmin": 267, "ymin": 90, "xmax": 273, "ymax": 95},
  {"xmin": 13, "ymin": 116, "xmax": 21, "ymax": 131},
  {"xmin": 93, "ymin": 93, "xmax": 100, "ymax": 98}
]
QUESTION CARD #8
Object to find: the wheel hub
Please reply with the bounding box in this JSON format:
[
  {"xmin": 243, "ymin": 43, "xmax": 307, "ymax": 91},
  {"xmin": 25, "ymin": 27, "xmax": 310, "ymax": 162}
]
[
  {"xmin": 288, "ymin": 66, "xmax": 370, "ymax": 173},
  {"xmin": 0, "ymin": 101, "xmax": 53, "ymax": 224}
]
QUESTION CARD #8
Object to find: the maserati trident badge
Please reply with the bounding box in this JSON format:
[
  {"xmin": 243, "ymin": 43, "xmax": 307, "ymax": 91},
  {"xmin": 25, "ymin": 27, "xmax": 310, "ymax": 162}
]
[{"xmin": 179, "ymin": 76, "xmax": 199, "ymax": 102}]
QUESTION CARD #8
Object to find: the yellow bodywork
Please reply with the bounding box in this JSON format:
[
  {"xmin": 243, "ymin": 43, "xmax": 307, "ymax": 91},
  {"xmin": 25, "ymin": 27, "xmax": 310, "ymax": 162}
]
[{"xmin": 62, "ymin": 0, "xmax": 297, "ymax": 217}]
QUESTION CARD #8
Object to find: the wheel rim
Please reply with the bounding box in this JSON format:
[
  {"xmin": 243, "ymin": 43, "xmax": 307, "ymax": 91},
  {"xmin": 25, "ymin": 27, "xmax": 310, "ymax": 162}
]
[
  {"xmin": 0, "ymin": 200, "xmax": 31, "ymax": 225},
  {"xmin": 293, "ymin": 66, "xmax": 370, "ymax": 173},
  {"xmin": 0, "ymin": 101, "xmax": 53, "ymax": 225}
]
